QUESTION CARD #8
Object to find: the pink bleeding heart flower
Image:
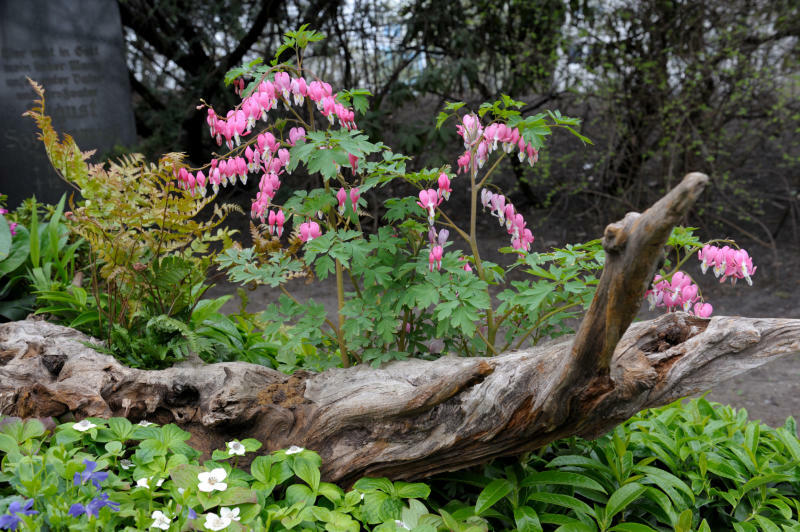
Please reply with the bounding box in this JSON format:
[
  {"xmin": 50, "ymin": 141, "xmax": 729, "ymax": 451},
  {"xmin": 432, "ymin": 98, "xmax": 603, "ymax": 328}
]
[
  {"xmin": 437, "ymin": 228, "xmax": 449, "ymax": 246},
  {"xmin": 349, "ymin": 188, "xmax": 360, "ymax": 212},
  {"xmin": 428, "ymin": 245, "xmax": 443, "ymax": 272},
  {"xmin": 288, "ymin": 127, "xmax": 306, "ymax": 146},
  {"xmin": 480, "ymin": 189, "xmax": 494, "ymax": 210},
  {"xmin": 298, "ymin": 221, "xmax": 322, "ymax": 243},
  {"xmin": 437, "ymin": 172, "xmax": 452, "ymax": 200},
  {"xmin": 457, "ymin": 151, "xmax": 471, "ymax": 174},
  {"xmin": 417, "ymin": 189, "xmax": 441, "ymax": 224},
  {"xmin": 348, "ymin": 153, "xmax": 359, "ymax": 175},
  {"xmin": 693, "ymin": 302, "xmax": 713, "ymax": 318},
  {"xmin": 336, "ymin": 187, "xmax": 347, "ymax": 214},
  {"xmin": 268, "ymin": 209, "xmax": 285, "ymax": 237}
]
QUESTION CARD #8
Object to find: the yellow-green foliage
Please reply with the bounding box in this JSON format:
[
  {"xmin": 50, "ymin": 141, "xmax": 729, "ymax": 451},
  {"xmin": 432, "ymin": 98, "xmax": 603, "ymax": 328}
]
[{"xmin": 24, "ymin": 79, "xmax": 240, "ymax": 326}]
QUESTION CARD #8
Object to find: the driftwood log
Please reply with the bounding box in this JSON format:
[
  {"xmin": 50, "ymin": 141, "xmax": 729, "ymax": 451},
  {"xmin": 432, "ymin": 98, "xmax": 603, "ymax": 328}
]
[{"xmin": 2, "ymin": 173, "xmax": 799, "ymax": 484}]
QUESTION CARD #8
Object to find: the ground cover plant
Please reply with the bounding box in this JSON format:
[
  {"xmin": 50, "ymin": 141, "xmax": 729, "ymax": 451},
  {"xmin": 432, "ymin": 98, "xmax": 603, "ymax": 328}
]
[
  {"xmin": 1, "ymin": 399, "xmax": 799, "ymax": 531},
  {"xmin": 0, "ymin": 25, "xmax": 786, "ymax": 532}
]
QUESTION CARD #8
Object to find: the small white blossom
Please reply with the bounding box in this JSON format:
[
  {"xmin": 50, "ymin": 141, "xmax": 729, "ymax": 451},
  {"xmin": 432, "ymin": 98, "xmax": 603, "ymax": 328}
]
[
  {"xmin": 150, "ymin": 510, "xmax": 171, "ymax": 530},
  {"xmin": 204, "ymin": 512, "xmax": 232, "ymax": 531},
  {"xmin": 73, "ymin": 420, "xmax": 96, "ymax": 432},
  {"xmin": 220, "ymin": 507, "xmax": 240, "ymax": 522},
  {"xmin": 120, "ymin": 459, "xmax": 133, "ymax": 470},
  {"xmin": 285, "ymin": 445, "xmax": 304, "ymax": 455},
  {"xmin": 197, "ymin": 468, "xmax": 228, "ymax": 493},
  {"xmin": 177, "ymin": 487, "xmax": 185, "ymax": 495},
  {"xmin": 226, "ymin": 440, "xmax": 245, "ymax": 456},
  {"xmin": 138, "ymin": 420, "xmax": 154, "ymax": 427},
  {"xmin": 137, "ymin": 477, "xmax": 164, "ymax": 489}
]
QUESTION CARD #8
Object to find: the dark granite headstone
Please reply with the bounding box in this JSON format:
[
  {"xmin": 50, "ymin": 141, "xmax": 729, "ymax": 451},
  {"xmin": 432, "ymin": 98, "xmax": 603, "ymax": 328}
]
[{"xmin": 0, "ymin": 0, "xmax": 137, "ymax": 208}]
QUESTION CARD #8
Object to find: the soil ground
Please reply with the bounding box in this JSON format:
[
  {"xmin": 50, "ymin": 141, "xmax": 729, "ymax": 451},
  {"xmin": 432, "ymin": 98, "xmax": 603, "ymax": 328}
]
[{"xmin": 208, "ymin": 228, "xmax": 800, "ymax": 431}]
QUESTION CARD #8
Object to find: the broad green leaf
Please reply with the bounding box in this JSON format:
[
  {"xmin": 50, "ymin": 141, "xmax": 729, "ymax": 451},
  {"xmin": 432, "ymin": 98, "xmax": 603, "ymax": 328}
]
[
  {"xmin": 354, "ymin": 476, "xmax": 396, "ymax": 495},
  {"xmin": 20, "ymin": 419, "xmax": 45, "ymax": 441},
  {"xmin": 218, "ymin": 486, "xmax": 258, "ymax": 506},
  {"xmin": 395, "ymin": 481, "xmax": 431, "ymax": 499},
  {"xmin": 169, "ymin": 464, "xmax": 203, "ymax": 491},
  {"xmin": 514, "ymin": 506, "xmax": 543, "ymax": 532},
  {"xmin": 285, "ymin": 483, "xmax": 315, "ymax": 507},
  {"xmin": 0, "ymin": 215, "xmax": 11, "ymax": 261},
  {"xmin": 294, "ymin": 457, "xmax": 321, "ymax": 491},
  {"xmin": 0, "ymin": 433, "xmax": 19, "ymax": 454},
  {"xmin": 0, "ymin": 226, "xmax": 30, "ymax": 275}
]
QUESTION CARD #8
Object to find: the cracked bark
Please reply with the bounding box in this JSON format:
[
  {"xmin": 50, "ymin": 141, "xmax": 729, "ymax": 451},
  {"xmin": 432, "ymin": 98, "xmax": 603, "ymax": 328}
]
[{"xmin": 2, "ymin": 173, "xmax": 799, "ymax": 483}]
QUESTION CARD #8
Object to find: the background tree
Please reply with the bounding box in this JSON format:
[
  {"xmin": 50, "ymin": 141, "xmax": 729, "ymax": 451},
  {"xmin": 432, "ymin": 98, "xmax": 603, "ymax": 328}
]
[{"xmin": 120, "ymin": 0, "xmax": 800, "ymax": 248}]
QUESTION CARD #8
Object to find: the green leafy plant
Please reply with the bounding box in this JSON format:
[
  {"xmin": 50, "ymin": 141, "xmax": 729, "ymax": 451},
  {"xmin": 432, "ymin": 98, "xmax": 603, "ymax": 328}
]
[
  {"xmin": 0, "ymin": 194, "xmax": 86, "ymax": 323},
  {"xmin": 433, "ymin": 398, "xmax": 800, "ymax": 531},
  {"xmin": 0, "ymin": 416, "xmax": 481, "ymax": 531},
  {"xmin": 25, "ymin": 80, "xmax": 241, "ymax": 368},
  {"xmin": 207, "ymin": 27, "xmax": 596, "ymax": 369},
  {"xmin": 2, "ymin": 399, "xmax": 798, "ymax": 531}
]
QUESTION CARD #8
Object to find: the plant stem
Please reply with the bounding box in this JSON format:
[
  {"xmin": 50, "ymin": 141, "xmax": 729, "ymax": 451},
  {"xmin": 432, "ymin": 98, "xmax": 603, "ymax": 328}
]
[
  {"xmin": 468, "ymin": 157, "xmax": 497, "ymax": 353},
  {"xmin": 334, "ymin": 258, "xmax": 350, "ymax": 367}
]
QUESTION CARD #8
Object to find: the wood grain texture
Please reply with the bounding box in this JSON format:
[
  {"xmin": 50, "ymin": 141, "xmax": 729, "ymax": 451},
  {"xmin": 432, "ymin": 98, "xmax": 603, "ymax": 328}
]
[{"xmin": 3, "ymin": 174, "xmax": 795, "ymax": 483}]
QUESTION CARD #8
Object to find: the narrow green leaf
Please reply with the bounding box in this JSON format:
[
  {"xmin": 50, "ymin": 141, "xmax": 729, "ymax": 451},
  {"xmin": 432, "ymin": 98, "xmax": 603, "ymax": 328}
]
[
  {"xmin": 554, "ymin": 523, "xmax": 596, "ymax": 532},
  {"xmin": 527, "ymin": 492, "xmax": 595, "ymax": 518},
  {"xmin": 29, "ymin": 200, "xmax": 39, "ymax": 268},
  {"xmin": 609, "ymin": 524, "xmax": 658, "ymax": 532},
  {"xmin": 474, "ymin": 478, "xmax": 513, "ymax": 516},
  {"xmin": 752, "ymin": 515, "xmax": 780, "ymax": 532},
  {"xmin": 605, "ymin": 482, "xmax": 646, "ymax": 520},
  {"xmin": 522, "ymin": 471, "xmax": 607, "ymax": 493}
]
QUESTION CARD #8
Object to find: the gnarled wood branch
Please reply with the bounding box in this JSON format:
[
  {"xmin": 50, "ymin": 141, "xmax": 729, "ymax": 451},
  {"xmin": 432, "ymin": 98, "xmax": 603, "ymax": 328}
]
[{"xmin": 2, "ymin": 173, "xmax": 797, "ymax": 483}]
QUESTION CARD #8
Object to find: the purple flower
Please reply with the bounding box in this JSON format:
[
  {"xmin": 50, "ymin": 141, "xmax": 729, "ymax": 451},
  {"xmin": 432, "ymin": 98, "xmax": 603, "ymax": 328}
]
[
  {"xmin": 188, "ymin": 508, "xmax": 197, "ymax": 520},
  {"xmin": 86, "ymin": 493, "xmax": 119, "ymax": 517},
  {"xmin": 68, "ymin": 504, "xmax": 86, "ymax": 518},
  {"xmin": 0, "ymin": 500, "xmax": 38, "ymax": 530},
  {"xmin": 73, "ymin": 459, "xmax": 109, "ymax": 490}
]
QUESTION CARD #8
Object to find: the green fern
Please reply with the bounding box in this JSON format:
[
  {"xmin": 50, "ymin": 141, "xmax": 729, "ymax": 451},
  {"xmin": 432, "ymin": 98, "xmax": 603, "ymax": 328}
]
[{"xmin": 25, "ymin": 80, "xmax": 241, "ymax": 368}]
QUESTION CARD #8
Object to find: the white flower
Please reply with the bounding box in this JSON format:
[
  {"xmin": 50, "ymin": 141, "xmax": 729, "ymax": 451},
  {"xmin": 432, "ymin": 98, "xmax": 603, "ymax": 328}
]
[
  {"xmin": 204, "ymin": 512, "xmax": 232, "ymax": 531},
  {"xmin": 137, "ymin": 477, "xmax": 164, "ymax": 489},
  {"xmin": 285, "ymin": 445, "xmax": 304, "ymax": 455},
  {"xmin": 73, "ymin": 420, "xmax": 96, "ymax": 432},
  {"xmin": 197, "ymin": 468, "xmax": 228, "ymax": 492},
  {"xmin": 150, "ymin": 510, "xmax": 171, "ymax": 530},
  {"xmin": 177, "ymin": 487, "xmax": 185, "ymax": 495},
  {"xmin": 220, "ymin": 507, "xmax": 240, "ymax": 522},
  {"xmin": 395, "ymin": 520, "xmax": 411, "ymax": 530},
  {"xmin": 138, "ymin": 420, "xmax": 154, "ymax": 427},
  {"xmin": 120, "ymin": 459, "xmax": 133, "ymax": 470},
  {"xmin": 226, "ymin": 440, "xmax": 245, "ymax": 456}
]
